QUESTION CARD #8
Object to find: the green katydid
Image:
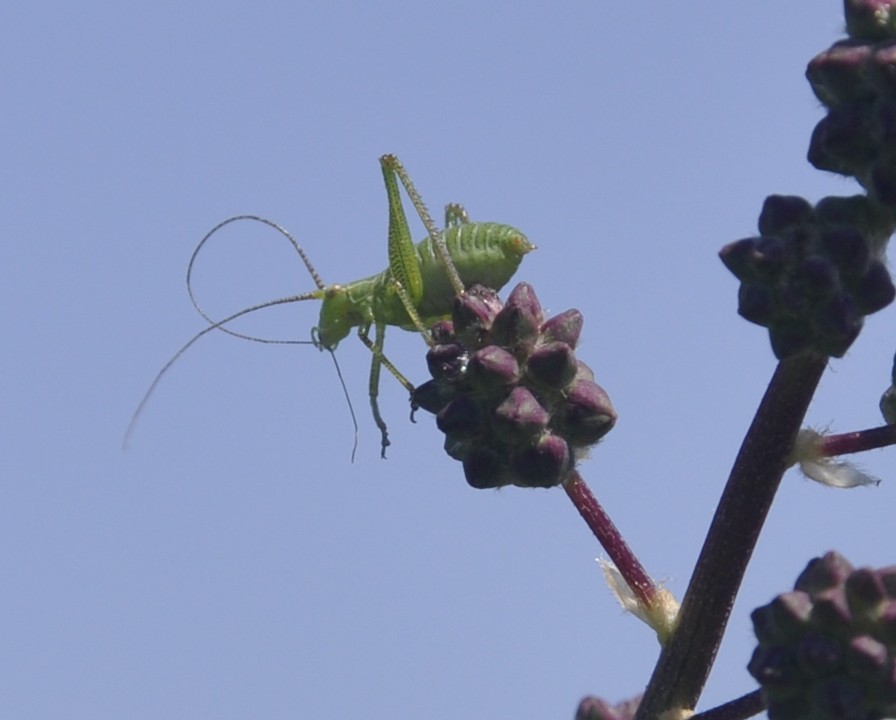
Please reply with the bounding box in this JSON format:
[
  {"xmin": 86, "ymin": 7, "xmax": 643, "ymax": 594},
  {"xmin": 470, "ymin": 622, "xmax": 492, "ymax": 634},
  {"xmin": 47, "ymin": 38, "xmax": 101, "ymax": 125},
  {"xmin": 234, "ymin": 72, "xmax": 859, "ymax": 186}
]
[{"xmin": 125, "ymin": 154, "xmax": 535, "ymax": 457}]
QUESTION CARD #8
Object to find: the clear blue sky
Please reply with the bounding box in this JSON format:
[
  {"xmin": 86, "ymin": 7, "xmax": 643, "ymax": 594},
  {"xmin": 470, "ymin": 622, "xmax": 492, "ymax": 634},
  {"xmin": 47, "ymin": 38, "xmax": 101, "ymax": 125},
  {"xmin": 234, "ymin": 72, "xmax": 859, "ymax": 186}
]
[{"xmin": 3, "ymin": 2, "xmax": 893, "ymax": 718}]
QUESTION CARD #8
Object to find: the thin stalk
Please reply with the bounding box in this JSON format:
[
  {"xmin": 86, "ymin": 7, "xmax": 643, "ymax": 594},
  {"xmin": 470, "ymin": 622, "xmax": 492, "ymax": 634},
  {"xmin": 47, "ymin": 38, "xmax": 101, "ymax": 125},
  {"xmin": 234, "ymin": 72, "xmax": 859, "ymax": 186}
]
[
  {"xmin": 817, "ymin": 424, "xmax": 896, "ymax": 456},
  {"xmin": 635, "ymin": 353, "xmax": 827, "ymax": 720},
  {"xmin": 564, "ymin": 470, "xmax": 657, "ymax": 607},
  {"xmin": 689, "ymin": 690, "xmax": 764, "ymax": 720}
]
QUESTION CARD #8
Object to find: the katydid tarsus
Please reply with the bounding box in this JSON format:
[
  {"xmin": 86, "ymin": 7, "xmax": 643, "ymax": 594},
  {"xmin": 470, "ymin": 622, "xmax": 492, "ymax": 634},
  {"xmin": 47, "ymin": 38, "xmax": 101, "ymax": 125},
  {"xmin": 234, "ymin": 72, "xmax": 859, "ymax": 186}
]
[{"xmin": 125, "ymin": 154, "xmax": 535, "ymax": 458}]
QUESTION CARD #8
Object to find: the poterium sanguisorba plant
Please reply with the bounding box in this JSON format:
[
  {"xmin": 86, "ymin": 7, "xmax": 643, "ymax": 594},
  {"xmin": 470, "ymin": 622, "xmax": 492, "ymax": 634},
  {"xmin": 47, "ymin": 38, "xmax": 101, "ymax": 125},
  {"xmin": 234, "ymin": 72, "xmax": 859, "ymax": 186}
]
[{"xmin": 412, "ymin": 2, "xmax": 896, "ymax": 718}]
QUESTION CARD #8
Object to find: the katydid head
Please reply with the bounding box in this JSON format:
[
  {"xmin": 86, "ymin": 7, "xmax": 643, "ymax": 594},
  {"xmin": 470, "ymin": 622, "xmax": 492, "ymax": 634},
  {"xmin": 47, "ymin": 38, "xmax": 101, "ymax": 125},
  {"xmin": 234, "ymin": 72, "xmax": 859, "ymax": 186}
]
[{"xmin": 314, "ymin": 284, "xmax": 364, "ymax": 350}]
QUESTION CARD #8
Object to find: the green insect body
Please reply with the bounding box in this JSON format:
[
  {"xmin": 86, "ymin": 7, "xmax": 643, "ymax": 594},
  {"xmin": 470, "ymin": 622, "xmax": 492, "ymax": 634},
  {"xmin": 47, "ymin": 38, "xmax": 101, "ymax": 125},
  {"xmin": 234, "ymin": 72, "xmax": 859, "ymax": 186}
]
[
  {"xmin": 314, "ymin": 222, "xmax": 533, "ymax": 348},
  {"xmin": 126, "ymin": 154, "xmax": 534, "ymax": 458}
]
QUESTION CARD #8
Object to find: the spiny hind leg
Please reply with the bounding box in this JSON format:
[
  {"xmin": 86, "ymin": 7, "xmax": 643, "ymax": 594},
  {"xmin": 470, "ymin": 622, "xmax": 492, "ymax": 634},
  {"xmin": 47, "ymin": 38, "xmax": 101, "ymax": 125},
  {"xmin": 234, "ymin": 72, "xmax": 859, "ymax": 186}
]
[
  {"xmin": 379, "ymin": 154, "xmax": 464, "ymax": 296},
  {"xmin": 358, "ymin": 322, "xmax": 415, "ymax": 458},
  {"xmin": 444, "ymin": 203, "xmax": 470, "ymax": 227}
]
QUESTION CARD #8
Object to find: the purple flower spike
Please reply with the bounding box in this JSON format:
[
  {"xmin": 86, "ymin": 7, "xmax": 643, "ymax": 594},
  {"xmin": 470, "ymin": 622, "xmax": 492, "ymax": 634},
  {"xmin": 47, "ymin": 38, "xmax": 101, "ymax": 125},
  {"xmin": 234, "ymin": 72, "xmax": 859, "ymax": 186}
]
[{"xmin": 413, "ymin": 282, "xmax": 616, "ymax": 489}]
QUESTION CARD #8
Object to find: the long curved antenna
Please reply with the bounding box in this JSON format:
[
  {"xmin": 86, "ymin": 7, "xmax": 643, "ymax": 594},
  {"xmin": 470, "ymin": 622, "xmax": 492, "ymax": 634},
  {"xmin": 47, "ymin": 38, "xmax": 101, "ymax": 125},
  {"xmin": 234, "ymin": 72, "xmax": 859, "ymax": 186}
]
[
  {"xmin": 123, "ymin": 292, "xmax": 320, "ymax": 449},
  {"xmin": 326, "ymin": 348, "xmax": 360, "ymax": 462},
  {"xmin": 187, "ymin": 214, "xmax": 327, "ymax": 344}
]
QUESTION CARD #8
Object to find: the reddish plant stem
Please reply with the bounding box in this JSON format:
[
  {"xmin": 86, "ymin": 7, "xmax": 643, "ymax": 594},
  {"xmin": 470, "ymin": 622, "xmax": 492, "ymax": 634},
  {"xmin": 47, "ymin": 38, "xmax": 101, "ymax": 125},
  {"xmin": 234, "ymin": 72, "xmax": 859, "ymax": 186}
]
[
  {"xmin": 689, "ymin": 690, "xmax": 764, "ymax": 720},
  {"xmin": 818, "ymin": 424, "xmax": 896, "ymax": 456},
  {"xmin": 564, "ymin": 470, "xmax": 657, "ymax": 607},
  {"xmin": 634, "ymin": 354, "xmax": 827, "ymax": 720}
]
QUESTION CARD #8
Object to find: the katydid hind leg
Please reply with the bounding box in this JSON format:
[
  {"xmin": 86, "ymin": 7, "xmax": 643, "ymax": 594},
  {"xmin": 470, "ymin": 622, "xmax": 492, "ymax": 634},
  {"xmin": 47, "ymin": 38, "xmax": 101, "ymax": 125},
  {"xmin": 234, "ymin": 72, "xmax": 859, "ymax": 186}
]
[{"xmin": 379, "ymin": 154, "xmax": 465, "ymax": 297}]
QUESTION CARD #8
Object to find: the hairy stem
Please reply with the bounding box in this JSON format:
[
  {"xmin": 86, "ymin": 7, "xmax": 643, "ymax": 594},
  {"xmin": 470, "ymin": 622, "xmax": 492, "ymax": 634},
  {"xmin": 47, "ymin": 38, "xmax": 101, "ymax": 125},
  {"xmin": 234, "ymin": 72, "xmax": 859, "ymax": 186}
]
[
  {"xmin": 635, "ymin": 353, "xmax": 827, "ymax": 719},
  {"xmin": 564, "ymin": 471, "xmax": 657, "ymax": 606},
  {"xmin": 689, "ymin": 690, "xmax": 764, "ymax": 720},
  {"xmin": 817, "ymin": 424, "xmax": 896, "ymax": 456}
]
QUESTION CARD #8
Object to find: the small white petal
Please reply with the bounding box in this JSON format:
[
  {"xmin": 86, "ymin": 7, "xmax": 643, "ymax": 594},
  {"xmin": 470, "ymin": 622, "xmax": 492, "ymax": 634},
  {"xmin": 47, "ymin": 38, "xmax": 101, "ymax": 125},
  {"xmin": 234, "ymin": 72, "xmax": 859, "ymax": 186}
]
[
  {"xmin": 794, "ymin": 429, "xmax": 880, "ymax": 489},
  {"xmin": 598, "ymin": 558, "xmax": 679, "ymax": 645}
]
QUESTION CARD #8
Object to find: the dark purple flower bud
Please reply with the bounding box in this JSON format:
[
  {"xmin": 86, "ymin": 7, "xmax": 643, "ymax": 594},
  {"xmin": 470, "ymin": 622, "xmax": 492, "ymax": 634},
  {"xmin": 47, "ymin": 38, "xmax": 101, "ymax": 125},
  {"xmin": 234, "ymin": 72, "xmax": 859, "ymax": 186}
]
[
  {"xmin": 814, "ymin": 294, "xmax": 862, "ymax": 357},
  {"xmin": 411, "ymin": 379, "xmax": 453, "ymax": 415},
  {"xmin": 816, "ymin": 195, "xmax": 893, "ymax": 239},
  {"xmin": 811, "ymin": 588, "xmax": 854, "ymax": 635},
  {"xmin": 452, "ymin": 285, "xmax": 503, "ymax": 345},
  {"xmin": 462, "ymin": 446, "xmax": 508, "ymax": 489},
  {"xmin": 436, "ymin": 395, "xmax": 481, "ymax": 438},
  {"xmin": 493, "ymin": 386, "xmax": 550, "ymax": 441},
  {"xmin": 846, "ymin": 568, "xmax": 889, "ymax": 614},
  {"xmin": 844, "ymin": 635, "xmax": 888, "ymax": 675},
  {"xmin": 820, "ymin": 227, "xmax": 870, "ymax": 276},
  {"xmin": 752, "ymin": 592, "xmax": 814, "ymax": 644},
  {"xmin": 443, "ymin": 434, "xmax": 471, "ymax": 461},
  {"xmin": 758, "ymin": 195, "xmax": 815, "ymax": 236},
  {"xmin": 575, "ymin": 360, "xmax": 595, "ymax": 383},
  {"xmin": 796, "ymin": 633, "xmax": 843, "ymax": 675},
  {"xmin": 540, "ymin": 309, "xmax": 584, "ymax": 348},
  {"xmin": 510, "ymin": 433, "xmax": 571, "ymax": 488},
  {"xmin": 575, "ymin": 697, "xmax": 626, "ymax": 720},
  {"xmin": 870, "ymin": 157, "xmax": 896, "ymax": 206},
  {"xmin": 490, "ymin": 302, "xmax": 541, "ymax": 354},
  {"xmin": 873, "ymin": 41, "xmax": 896, "ymax": 94},
  {"xmin": 811, "ymin": 107, "xmax": 878, "ymax": 179},
  {"xmin": 769, "ymin": 319, "xmax": 814, "ymax": 359},
  {"xmin": 794, "ymin": 256, "xmax": 840, "ymax": 300},
  {"xmin": 878, "ymin": 566, "xmax": 896, "ymax": 597},
  {"xmin": 526, "ymin": 341, "xmax": 578, "ymax": 390},
  {"xmin": 737, "ymin": 283, "xmax": 776, "ymax": 326},
  {"xmin": 854, "ymin": 259, "xmax": 896, "ymax": 314},
  {"xmin": 428, "ymin": 320, "xmax": 455, "ymax": 344},
  {"xmin": 466, "ymin": 346, "xmax": 521, "ymax": 390},
  {"xmin": 504, "ymin": 282, "xmax": 544, "ymax": 324},
  {"xmin": 796, "ymin": 552, "xmax": 856, "ymax": 594},
  {"xmin": 845, "ymin": 0, "xmax": 896, "ymax": 41},
  {"xmin": 807, "ymin": 41, "xmax": 875, "ymax": 107},
  {"xmin": 878, "ymin": 602, "xmax": 896, "ymax": 644},
  {"xmin": 719, "ymin": 238, "xmax": 759, "ymax": 280},
  {"xmin": 559, "ymin": 379, "xmax": 616, "ymax": 447},
  {"xmin": 752, "ymin": 236, "xmax": 792, "ymax": 278},
  {"xmin": 426, "ymin": 343, "xmax": 467, "ymax": 380},
  {"xmin": 747, "ymin": 644, "xmax": 799, "ymax": 691}
]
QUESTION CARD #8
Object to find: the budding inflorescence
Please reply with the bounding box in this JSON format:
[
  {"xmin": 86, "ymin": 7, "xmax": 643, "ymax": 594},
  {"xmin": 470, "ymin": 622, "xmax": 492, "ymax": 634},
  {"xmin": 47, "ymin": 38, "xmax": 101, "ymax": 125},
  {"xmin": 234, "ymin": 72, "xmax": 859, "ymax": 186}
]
[
  {"xmin": 748, "ymin": 551, "xmax": 896, "ymax": 720},
  {"xmin": 412, "ymin": 283, "xmax": 616, "ymax": 489},
  {"xmin": 719, "ymin": 194, "xmax": 895, "ymax": 358}
]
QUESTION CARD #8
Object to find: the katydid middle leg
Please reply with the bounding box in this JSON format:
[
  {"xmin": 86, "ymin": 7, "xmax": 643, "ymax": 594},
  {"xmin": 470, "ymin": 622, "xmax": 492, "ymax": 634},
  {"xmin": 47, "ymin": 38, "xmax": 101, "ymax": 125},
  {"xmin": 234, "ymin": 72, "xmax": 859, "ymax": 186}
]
[{"xmin": 357, "ymin": 321, "xmax": 415, "ymax": 458}]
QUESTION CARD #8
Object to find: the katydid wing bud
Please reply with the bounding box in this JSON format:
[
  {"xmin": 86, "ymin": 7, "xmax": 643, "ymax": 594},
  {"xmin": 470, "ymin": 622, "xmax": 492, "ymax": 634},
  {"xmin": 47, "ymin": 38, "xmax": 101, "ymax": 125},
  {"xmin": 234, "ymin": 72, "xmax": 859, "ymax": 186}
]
[{"xmin": 540, "ymin": 308, "xmax": 584, "ymax": 348}]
